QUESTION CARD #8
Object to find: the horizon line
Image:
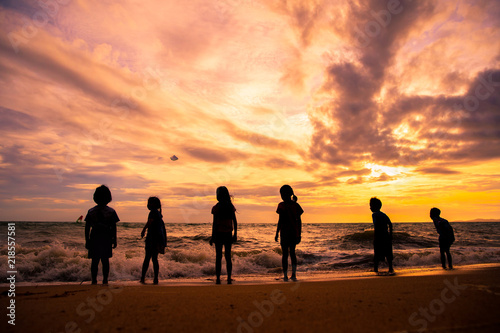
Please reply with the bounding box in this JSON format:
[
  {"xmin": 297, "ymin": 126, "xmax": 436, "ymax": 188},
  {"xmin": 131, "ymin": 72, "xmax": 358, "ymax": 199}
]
[{"xmin": 1, "ymin": 220, "xmax": 499, "ymax": 224}]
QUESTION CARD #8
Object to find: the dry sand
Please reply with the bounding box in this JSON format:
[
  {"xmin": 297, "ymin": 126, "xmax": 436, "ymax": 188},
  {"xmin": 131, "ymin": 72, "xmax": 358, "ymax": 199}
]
[{"xmin": 2, "ymin": 265, "xmax": 500, "ymax": 333}]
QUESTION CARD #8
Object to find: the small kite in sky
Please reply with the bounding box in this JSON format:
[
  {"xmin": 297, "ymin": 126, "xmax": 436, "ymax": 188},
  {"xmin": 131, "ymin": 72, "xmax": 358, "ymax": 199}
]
[{"xmin": 170, "ymin": 155, "xmax": 178, "ymax": 161}]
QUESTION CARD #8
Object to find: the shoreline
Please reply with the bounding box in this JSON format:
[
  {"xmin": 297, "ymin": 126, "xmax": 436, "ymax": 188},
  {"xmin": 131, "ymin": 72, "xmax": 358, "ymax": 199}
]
[
  {"xmin": 2, "ymin": 263, "xmax": 499, "ymax": 288},
  {"xmin": 2, "ymin": 264, "xmax": 500, "ymax": 332}
]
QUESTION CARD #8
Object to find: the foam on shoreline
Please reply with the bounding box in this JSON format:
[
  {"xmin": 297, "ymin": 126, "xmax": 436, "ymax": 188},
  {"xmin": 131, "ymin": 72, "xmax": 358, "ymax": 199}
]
[{"xmin": 4, "ymin": 263, "xmax": 499, "ymax": 288}]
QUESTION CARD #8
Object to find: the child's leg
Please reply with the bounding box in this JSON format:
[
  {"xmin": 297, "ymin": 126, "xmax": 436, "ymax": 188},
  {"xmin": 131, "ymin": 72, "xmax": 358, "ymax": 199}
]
[
  {"xmin": 91, "ymin": 257, "xmax": 99, "ymax": 284},
  {"xmin": 388, "ymin": 259, "xmax": 394, "ymax": 273},
  {"xmin": 215, "ymin": 242, "xmax": 223, "ymax": 282},
  {"xmin": 373, "ymin": 256, "xmax": 379, "ymax": 273},
  {"xmin": 290, "ymin": 244, "xmax": 297, "ymax": 279},
  {"xmin": 151, "ymin": 250, "xmax": 159, "ymax": 283},
  {"xmin": 440, "ymin": 249, "xmax": 447, "ymax": 269},
  {"xmin": 445, "ymin": 244, "xmax": 452, "ymax": 269},
  {"xmin": 281, "ymin": 244, "xmax": 289, "ymax": 279},
  {"xmin": 102, "ymin": 258, "xmax": 110, "ymax": 284},
  {"xmin": 141, "ymin": 248, "xmax": 152, "ymax": 281},
  {"xmin": 290, "ymin": 244, "xmax": 297, "ymax": 280},
  {"xmin": 387, "ymin": 242, "xmax": 394, "ymax": 273},
  {"xmin": 224, "ymin": 241, "xmax": 232, "ymax": 283}
]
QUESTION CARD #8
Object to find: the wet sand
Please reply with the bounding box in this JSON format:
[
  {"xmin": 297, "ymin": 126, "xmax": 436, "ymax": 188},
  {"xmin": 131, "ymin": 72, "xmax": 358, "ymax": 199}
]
[{"xmin": 2, "ymin": 265, "xmax": 500, "ymax": 333}]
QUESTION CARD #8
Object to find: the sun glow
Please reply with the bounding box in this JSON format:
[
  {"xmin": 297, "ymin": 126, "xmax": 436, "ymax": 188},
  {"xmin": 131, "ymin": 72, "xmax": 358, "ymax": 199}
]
[{"xmin": 364, "ymin": 163, "xmax": 408, "ymax": 178}]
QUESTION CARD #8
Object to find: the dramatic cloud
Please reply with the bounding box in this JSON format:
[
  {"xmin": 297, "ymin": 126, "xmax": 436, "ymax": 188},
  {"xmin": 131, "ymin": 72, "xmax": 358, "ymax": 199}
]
[{"xmin": 308, "ymin": 0, "xmax": 500, "ymax": 171}]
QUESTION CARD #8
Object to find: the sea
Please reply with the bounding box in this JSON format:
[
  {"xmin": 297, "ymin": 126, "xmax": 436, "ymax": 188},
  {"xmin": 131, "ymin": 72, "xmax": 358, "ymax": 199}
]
[{"xmin": 1, "ymin": 221, "xmax": 500, "ymax": 284}]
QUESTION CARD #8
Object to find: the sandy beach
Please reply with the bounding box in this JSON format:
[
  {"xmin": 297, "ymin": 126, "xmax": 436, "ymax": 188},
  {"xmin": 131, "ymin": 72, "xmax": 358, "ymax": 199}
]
[{"xmin": 2, "ymin": 265, "xmax": 500, "ymax": 333}]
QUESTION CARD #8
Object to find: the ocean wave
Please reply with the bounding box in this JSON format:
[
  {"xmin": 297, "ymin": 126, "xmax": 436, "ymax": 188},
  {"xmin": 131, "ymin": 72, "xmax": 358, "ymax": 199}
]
[
  {"xmin": 340, "ymin": 230, "xmax": 437, "ymax": 249},
  {"xmin": 342, "ymin": 230, "xmax": 374, "ymax": 242},
  {"xmin": 2, "ymin": 242, "xmax": 498, "ymax": 283},
  {"xmin": 1, "ymin": 222, "xmax": 500, "ymax": 283}
]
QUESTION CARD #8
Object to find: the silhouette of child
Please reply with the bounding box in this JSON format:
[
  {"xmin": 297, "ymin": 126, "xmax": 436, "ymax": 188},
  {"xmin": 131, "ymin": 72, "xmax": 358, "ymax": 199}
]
[
  {"xmin": 369, "ymin": 197, "xmax": 394, "ymax": 274},
  {"xmin": 430, "ymin": 207, "xmax": 454, "ymax": 270},
  {"xmin": 275, "ymin": 185, "xmax": 303, "ymax": 281},
  {"xmin": 85, "ymin": 185, "xmax": 120, "ymax": 285},
  {"xmin": 209, "ymin": 186, "xmax": 238, "ymax": 284},
  {"xmin": 140, "ymin": 196, "xmax": 167, "ymax": 284}
]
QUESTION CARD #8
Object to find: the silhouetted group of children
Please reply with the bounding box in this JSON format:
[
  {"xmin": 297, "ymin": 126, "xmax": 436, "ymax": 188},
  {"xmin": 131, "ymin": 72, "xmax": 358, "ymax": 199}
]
[{"xmin": 84, "ymin": 184, "xmax": 454, "ymax": 285}]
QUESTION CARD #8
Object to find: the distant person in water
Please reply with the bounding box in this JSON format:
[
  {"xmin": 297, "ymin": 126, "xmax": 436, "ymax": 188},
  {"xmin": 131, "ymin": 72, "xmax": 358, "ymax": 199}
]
[
  {"xmin": 275, "ymin": 185, "xmax": 303, "ymax": 281},
  {"xmin": 140, "ymin": 196, "xmax": 167, "ymax": 284},
  {"xmin": 209, "ymin": 186, "xmax": 238, "ymax": 284},
  {"xmin": 369, "ymin": 197, "xmax": 394, "ymax": 274},
  {"xmin": 430, "ymin": 207, "xmax": 454, "ymax": 270},
  {"xmin": 85, "ymin": 185, "xmax": 120, "ymax": 285}
]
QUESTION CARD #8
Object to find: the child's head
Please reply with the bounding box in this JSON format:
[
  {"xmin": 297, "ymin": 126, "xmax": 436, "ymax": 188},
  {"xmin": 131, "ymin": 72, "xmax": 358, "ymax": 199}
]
[
  {"xmin": 147, "ymin": 196, "xmax": 161, "ymax": 212},
  {"xmin": 430, "ymin": 207, "xmax": 441, "ymax": 219},
  {"xmin": 216, "ymin": 186, "xmax": 232, "ymax": 203},
  {"xmin": 280, "ymin": 185, "xmax": 297, "ymax": 202},
  {"xmin": 93, "ymin": 185, "xmax": 112, "ymax": 205},
  {"xmin": 369, "ymin": 197, "xmax": 382, "ymax": 212}
]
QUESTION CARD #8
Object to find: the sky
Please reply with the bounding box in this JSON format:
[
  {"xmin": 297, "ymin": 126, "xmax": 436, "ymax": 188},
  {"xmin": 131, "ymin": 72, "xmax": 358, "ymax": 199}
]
[{"xmin": 0, "ymin": 0, "xmax": 499, "ymax": 223}]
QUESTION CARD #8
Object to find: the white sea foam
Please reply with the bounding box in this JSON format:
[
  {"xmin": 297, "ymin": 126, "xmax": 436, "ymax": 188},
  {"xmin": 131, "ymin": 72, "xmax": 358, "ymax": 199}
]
[{"xmin": 1, "ymin": 222, "xmax": 499, "ymax": 283}]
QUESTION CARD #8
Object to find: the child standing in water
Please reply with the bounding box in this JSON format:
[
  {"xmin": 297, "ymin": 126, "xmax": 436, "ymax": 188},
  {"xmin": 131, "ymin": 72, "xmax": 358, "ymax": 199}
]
[
  {"xmin": 430, "ymin": 207, "xmax": 454, "ymax": 270},
  {"xmin": 140, "ymin": 196, "xmax": 167, "ymax": 284},
  {"xmin": 85, "ymin": 185, "xmax": 120, "ymax": 285},
  {"xmin": 369, "ymin": 197, "xmax": 394, "ymax": 274},
  {"xmin": 275, "ymin": 185, "xmax": 303, "ymax": 281},
  {"xmin": 209, "ymin": 186, "xmax": 237, "ymax": 284}
]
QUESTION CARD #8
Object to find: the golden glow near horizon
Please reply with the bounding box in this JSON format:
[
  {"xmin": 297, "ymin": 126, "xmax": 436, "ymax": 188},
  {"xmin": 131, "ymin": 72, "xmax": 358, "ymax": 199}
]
[{"xmin": 0, "ymin": 1, "xmax": 499, "ymax": 223}]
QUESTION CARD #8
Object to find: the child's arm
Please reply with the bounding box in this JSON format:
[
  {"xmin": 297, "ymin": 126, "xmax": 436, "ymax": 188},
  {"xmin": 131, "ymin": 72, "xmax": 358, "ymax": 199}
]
[
  {"xmin": 163, "ymin": 222, "xmax": 167, "ymax": 248},
  {"xmin": 112, "ymin": 223, "xmax": 117, "ymax": 248},
  {"xmin": 432, "ymin": 219, "xmax": 441, "ymax": 234},
  {"xmin": 275, "ymin": 203, "xmax": 282, "ymax": 242},
  {"xmin": 141, "ymin": 219, "xmax": 152, "ymax": 238},
  {"xmin": 275, "ymin": 220, "xmax": 281, "ymax": 242},
  {"xmin": 297, "ymin": 215, "xmax": 302, "ymax": 244},
  {"xmin": 296, "ymin": 203, "xmax": 303, "ymax": 243},
  {"xmin": 232, "ymin": 212, "xmax": 238, "ymax": 242},
  {"xmin": 85, "ymin": 221, "xmax": 91, "ymax": 249},
  {"xmin": 209, "ymin": 215, "xmax": 216, "ymax": 246},
  {"xmin": 388, "ymin": 215, "xmax": 393, "ymax": 238}
]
